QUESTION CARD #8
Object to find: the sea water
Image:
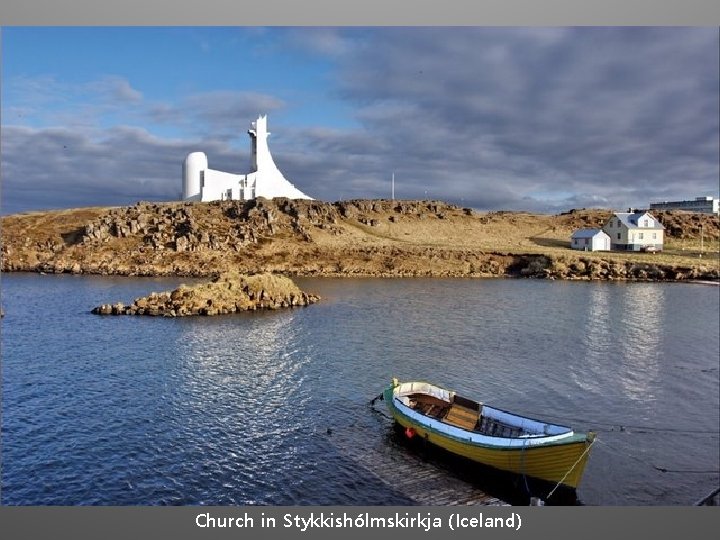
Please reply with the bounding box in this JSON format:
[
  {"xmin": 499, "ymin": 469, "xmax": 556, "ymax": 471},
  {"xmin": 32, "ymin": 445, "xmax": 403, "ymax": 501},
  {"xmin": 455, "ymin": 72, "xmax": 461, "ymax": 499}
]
[{"xmin": 1, "ymin": 274, "xmax": 718, "ymax": 505}]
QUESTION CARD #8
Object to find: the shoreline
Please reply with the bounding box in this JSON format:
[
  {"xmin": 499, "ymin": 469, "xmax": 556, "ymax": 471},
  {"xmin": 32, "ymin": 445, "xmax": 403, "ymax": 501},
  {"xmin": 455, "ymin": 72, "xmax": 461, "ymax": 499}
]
[
  {"xmin": 3, "ymin": 267, "xmax": 718, "ymax": 285},
  {"xmin": 2, "ymin": 199, "xmax": 718, "ymax": 284}
]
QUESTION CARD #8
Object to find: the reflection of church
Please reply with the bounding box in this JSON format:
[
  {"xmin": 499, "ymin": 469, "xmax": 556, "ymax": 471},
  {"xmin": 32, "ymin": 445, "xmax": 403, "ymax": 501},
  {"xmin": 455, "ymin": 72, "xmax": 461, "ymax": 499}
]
[{"xmin": 182, "ymin": 115, "xmax": 313, "ymax": 202}]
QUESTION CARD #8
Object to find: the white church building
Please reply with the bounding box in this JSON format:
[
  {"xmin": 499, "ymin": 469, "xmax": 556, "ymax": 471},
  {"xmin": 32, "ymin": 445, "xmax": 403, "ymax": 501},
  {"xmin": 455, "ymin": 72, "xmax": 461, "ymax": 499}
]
[{"xmin": 182, "ymin": 115, "xmax": 313, "ymax": 202}]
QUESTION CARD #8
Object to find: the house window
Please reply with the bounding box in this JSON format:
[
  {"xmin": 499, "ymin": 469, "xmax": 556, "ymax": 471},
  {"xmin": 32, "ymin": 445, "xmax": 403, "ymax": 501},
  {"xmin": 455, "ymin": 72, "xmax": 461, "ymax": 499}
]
[
  {"xmin": 585, "ymin": 238, "xmax": 589, "ymax": 245},
  {"xmin": 617, "ymin": 233, "xmax": 621, "ymax": 240},
  {"xmin": 639, "ymin": 233, "xmax": 644, "ymax": 239},
  {"xmin": 653, "ymin": 233, "xmax": 657, "ymax": 239},
  {"xmin": 643, "ymin": 219, "xmax": 649, "ymax": 227}
]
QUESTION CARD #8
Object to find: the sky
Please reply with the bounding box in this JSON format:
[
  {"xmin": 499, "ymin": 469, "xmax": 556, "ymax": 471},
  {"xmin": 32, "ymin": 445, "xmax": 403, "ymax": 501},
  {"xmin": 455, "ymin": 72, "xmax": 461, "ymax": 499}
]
[{"xmin": 1, "ymin": 26, "xmax": 718, "ymax": 215}]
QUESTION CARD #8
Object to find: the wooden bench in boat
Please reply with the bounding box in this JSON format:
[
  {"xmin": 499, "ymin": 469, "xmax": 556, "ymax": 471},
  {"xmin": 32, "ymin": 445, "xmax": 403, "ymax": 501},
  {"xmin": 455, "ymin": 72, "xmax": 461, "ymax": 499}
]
[
  {"xmin": 442, "ymin": 395, "xmax": 482, "ymax": 430},
  {"xmin": 404, "ymin": 391, "xmax": 531, "ymax": 437},
  {"xmin": 443, "ymin": 405, "xmax": 479, "ymax": 430}
]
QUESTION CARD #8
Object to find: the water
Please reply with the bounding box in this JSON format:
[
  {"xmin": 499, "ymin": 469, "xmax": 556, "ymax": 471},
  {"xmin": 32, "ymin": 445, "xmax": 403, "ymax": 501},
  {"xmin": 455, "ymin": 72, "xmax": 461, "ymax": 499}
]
[{"xmin": 1, "ymin": 274, "xmax": 718, "ymax": 505}]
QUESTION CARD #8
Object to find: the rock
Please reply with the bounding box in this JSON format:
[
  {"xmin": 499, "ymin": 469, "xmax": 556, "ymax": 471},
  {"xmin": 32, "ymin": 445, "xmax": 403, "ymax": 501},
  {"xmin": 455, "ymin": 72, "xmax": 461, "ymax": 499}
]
[
  {"xmin": 93, "ymin": 304, "xmax": 113, "ymax": 315},
  {"xmin": 175, "ymin": 235, "xmax": 189, "ymax": 252},
  {"xmin": 91, "ymin": 272, "xmax": 320, "ymax": 317}
]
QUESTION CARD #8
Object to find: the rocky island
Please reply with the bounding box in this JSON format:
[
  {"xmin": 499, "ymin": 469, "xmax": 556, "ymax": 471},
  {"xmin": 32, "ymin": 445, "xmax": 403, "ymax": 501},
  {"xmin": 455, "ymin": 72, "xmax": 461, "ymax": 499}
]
[
  {"xmin": 91, "ymin": 272, "xmax": 319, "ymax": 317},
  {"xmin": 1, "ymin": 198, "xmax": 718, "ymax": 282}
]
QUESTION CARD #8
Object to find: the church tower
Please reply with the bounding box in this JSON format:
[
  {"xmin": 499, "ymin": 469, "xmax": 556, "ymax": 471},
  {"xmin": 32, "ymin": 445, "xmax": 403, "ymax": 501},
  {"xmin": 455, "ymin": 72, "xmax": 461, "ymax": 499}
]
[{"xmin": 245, "ymin": 115, "xmax": 311, "ymax": 200}]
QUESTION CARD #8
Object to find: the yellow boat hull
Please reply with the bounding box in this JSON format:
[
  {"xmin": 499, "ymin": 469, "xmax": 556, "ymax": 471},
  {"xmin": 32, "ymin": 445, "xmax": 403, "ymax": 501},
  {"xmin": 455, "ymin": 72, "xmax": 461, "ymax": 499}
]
[{"xmin": 392, "ymin": 414, "xmax": 592, "ymax": 488}]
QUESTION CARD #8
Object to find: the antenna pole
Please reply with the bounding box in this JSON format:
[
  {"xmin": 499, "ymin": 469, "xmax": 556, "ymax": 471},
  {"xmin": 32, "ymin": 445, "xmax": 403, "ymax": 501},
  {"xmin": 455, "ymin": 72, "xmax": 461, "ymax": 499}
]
[{"xmin": 700, "ymin": 225, "xmax": 703, "ymax": 257}]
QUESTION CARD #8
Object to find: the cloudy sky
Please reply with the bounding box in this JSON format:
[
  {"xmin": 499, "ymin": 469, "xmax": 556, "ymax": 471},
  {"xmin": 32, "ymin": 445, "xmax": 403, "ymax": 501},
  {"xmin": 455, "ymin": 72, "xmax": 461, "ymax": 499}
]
[{"xmin": 2, "ymin": 27, "xmax": 718, "ymax": 215}]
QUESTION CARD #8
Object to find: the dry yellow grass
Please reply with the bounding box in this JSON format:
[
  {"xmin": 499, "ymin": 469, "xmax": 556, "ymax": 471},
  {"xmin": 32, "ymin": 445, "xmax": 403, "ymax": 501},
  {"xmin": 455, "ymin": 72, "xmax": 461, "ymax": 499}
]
[
  {"xmin": 309, "ymin": 207, "xmax": 718, "ymax": 267},
  {"xmin": 2, "ymin": 200, "xmax": 718, "ymax": 279}
]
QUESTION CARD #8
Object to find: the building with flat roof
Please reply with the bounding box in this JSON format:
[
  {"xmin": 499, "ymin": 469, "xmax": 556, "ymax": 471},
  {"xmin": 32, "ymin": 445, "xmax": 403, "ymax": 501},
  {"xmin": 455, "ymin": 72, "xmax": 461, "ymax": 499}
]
[{"xmin": 649, "ymin": 196, "xmax": 719, "ymax": 214}]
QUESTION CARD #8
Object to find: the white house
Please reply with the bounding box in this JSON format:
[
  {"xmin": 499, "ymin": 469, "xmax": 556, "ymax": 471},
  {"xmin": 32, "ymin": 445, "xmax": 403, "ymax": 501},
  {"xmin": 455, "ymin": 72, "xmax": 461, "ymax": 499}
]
[
  {"xmin": 571, "ymin": 229, "xmax": 611, "ymax": 251},
  {"xmin": 602, "ymin": 210, "xmax": 664, "ymax": 252},
  {"xmin": 182, "ymin": 115, "xmax": 312, "ymax": 202}
]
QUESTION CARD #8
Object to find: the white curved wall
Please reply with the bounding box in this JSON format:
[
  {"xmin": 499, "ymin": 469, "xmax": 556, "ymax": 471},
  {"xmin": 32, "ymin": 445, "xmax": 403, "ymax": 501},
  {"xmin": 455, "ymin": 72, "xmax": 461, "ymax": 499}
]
[
  {"xmin": 183, "ymin": 152, "xmax": 208, "ymax": 200},
  {"xmin": 251, "ymin": 170, "xmax": 312, "ymax": 200}
]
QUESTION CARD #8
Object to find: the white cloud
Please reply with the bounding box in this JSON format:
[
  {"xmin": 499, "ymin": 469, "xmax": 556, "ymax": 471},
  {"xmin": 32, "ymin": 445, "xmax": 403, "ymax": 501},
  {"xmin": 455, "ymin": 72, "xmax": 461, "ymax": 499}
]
[
  {"xmin": 88, "ymin": 76, "xmax": 143, "ymax": 103},
  {"xmin": 147, "ymin": 91, "xmax": 285, "ymax": 141},
  {"xmin": 284, "ymin": 27, "xmax": 355, "ymax": 57}
]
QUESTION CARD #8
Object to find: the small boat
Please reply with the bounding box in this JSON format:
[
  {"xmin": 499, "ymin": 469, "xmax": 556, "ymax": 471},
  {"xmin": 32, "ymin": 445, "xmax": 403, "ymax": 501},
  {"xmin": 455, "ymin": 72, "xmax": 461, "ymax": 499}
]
[{"xmin": 383, "ymin": 379, "xmax": 596, "ymax": 490}]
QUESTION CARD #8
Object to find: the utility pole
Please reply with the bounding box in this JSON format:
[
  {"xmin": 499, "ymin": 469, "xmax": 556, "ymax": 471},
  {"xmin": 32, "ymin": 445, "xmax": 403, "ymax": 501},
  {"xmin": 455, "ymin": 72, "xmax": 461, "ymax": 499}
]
[
  {"xmin": 700, "ymin": 224, "xmax": 703, "ymax": 258},
  {"xmin": 392, "ymin": 172, "xmax": 395, "ymax": 201}
]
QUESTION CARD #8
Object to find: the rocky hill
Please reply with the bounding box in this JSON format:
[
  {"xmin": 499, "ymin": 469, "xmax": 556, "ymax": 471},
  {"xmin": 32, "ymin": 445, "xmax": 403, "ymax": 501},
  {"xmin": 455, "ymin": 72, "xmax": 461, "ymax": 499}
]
[{"xmin": 1, "ymin": 198, "xmax": 718, "ymax": 281}]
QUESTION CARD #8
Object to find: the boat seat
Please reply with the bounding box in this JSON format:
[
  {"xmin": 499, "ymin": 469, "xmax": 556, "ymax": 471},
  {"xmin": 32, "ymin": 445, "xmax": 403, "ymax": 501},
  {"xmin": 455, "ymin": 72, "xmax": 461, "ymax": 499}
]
[{"xmin": 442, "ymin": 404, "xmax": 479, "ymax": 430}]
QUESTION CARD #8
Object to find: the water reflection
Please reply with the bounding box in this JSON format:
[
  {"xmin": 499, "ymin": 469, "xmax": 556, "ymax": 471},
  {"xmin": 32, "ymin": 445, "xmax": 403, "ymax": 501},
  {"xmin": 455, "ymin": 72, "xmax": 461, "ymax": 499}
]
[
  {"xmin": 616, "ymin": 284, "xmax": 664, "ymax": 406},
  {"xmin": 162, "ymin": 311, "xmax": 316, "ymax": 503},
  {"xmin": 572, "ymin": 283, "xmax": 665, "ymax": 410},
  {"xmin": 572, "ymin": 284, "xmax": 613, "ymax": 394},
  {"xmin": 173, "ymin": 310, "xmax": 312, "ymax": 419}
]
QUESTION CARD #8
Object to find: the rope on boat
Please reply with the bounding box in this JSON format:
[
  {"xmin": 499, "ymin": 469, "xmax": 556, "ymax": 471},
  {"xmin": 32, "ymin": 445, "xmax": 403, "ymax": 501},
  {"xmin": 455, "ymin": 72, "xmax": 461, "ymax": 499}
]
[
  {"xmin": 597, "ymin": 438, "xmax": 720, "ymax": 476},
  {"xmin": 653, "ymin": 466, "xmax": 720, "ymax": 474},
  {"xmin": 694, "ymin": 486, "xmax": 720, "ymax": 506},
  {"xmin": 545, "ymin": 437, "xmax": 597, "ymax": 502},
  {"xmin": 369, "ymin": 393, "xmax": 394, "ymax": 420},
  {"xmin": 525, "ymin": 412, "xmax": 719, "ymax": 436}
]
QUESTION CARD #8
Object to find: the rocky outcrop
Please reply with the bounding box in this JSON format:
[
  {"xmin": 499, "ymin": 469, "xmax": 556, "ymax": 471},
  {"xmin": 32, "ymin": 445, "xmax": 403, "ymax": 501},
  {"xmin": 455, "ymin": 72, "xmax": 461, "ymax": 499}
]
[
  {"xmin": 92, "ymin": 272, "xmax": 320, "ymax": 316},
  {"xmin": 509, "ymin": 254, "xmax": 718, "ymax": 281},
  {"xmin": 653, "ymin": 211, "xmax": 720, "ymax": 241},
  {"xmin": 82, "ymin": 200, "xmax": 272, "ymax": 253},
  {"xmin": 78, "ymin": 198, "xmax": 352, "ymax": 254},
  {"xmin": 2, "ymin": 199, "xmax": 718, "ymax": 282}
]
